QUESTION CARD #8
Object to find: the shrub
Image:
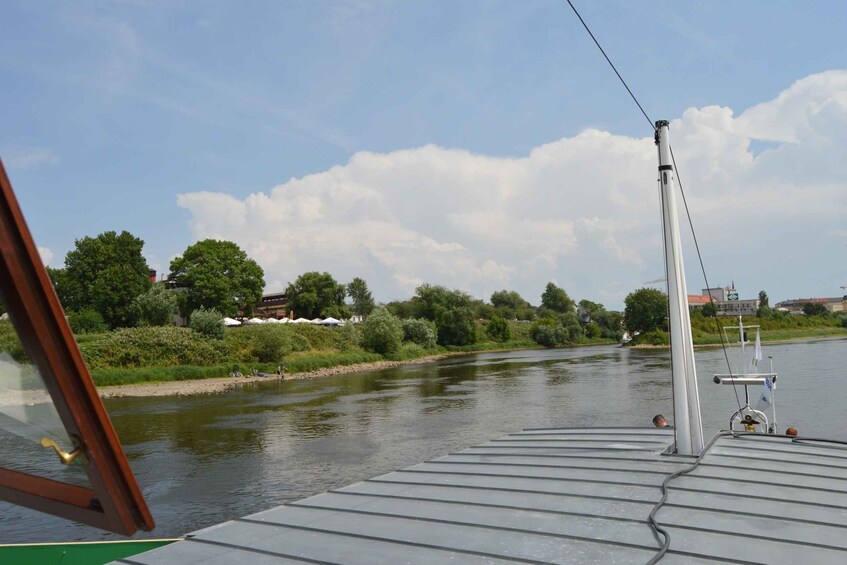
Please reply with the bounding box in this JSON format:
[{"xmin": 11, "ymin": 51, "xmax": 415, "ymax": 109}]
[
  {"xmin": 361, "ymin": 307, "xmax": 403, "ymax": 355},
  {"xmin": 190, "ymin": 307, "xmax": 224, "ymax": 339},
  {"xmin": 82, "ymin": 326, "xmax": 224, "ymax": 369},
  {"xmin": 485, "ymin": 315, "xmax": 510, "ymax": 343},
  {"xmin": 530, "ymin": 316, "xmax": 577, "ymax": 347},
  {"xmin": 337, "ymin": 322, "xmax": 362, "ymax": 351},
  {"xmin": 250, "ymin": 325, "xmax": 286, "ymax": 362},
  {"xmin": 67, "ymin": 308, "xmax": 108, "ymax": 334},
  {"xmin": 0, "ymin": 320, "xmax": 26, "ymax": 362},
  {"xmin": 531, "ymin": 324, "xmax": 558, "ymax": 347},
  {"xmin": 584, "ymin": 322, "xmax": 602, "ymax": 339},
  {"xmin": 133, "ymin": 284, "xmax": 178, "ymax": 326},
  {"xmin": 402, "ymin": 318, "xmax": 437, "ymax": 348}
]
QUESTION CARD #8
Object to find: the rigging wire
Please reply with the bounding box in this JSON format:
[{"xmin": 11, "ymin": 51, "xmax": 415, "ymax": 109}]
[
  {"xmin": 563, "ymin": 2, "xmax": 750, "ymax": 561},
  {"xmin": 671, "ymin": 147, "xmax": 743, "ymax": 414},
  {"xmin": 563, "ymin": 0, "xmax": 740, "ymax": 402},
  {"xmin": 565, "ymin": 0, "xmax": 656, "ymax": 131}
]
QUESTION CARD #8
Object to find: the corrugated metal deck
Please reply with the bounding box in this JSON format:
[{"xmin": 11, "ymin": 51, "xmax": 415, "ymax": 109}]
[{"xmin": 119, "ymin": 428, "xmax": 847, "ymax": 564}]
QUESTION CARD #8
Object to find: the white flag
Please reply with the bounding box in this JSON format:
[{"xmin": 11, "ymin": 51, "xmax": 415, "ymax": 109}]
[
  {"xmin": 752, "ymin": 332, "xmax": 762, "ymax": 369},
  {"xmin": 756, "ymin": 376, "xmax": 773, "ymax": 411}
]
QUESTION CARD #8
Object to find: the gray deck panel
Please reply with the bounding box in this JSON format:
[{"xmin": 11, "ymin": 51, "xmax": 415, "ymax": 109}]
[
  {"xmin": 657, "ymin": 505, "xmax": 847, "ymax": 549},
  {"xmin": 708, "ymin": 446, "xmax": 847, "ymax": 470},
  {"xmin": 242, "ymin": 505, "xmax": 658, "ymax": 564},
  {"xmin": 438, "ymin": 453, "xmax": 690, "ymax": 473},
  {"xmin": 404, "ymin": 461, "xmax": 669, "ymax": 486},
  {"xmin": 116, "ymin": 539, "xmax": 307, "ymax": 565},
  {"xmin": 127, "ymin": 428, "xmax": 847, "ymax": 564},
  {"xmin": 666, "ymin": 490, "xmax": 847, "ymax": 528},
  {"xmin": 711, "ymin": 438, "xmax": 847, "ymax": 464},
  {"xmin": 189, "ymin": 520, "xmax": 526, "ymax": 565},
  {"xmin": 670, "ymin": 474, "xmax": 847, "ymax": 507},
  {"xmin": 662, "ymin": 525, "xmax": 847, "ymax": 564},
  {"xmin": 487, "ymin": 439, "xmax": 670, "ymax": 449},
  {"xmin": 514, "ymin": 428, "xmax": 674, "ymax": 437},
  {"xmin": 336, "ymin": 481, "xmax": 654, "ymax": 521},
  {"xmin": 292, "ymin": 492, "xmax": 663, "ymax": 548},
  {"xmin": 699, "ymin": 454, "xmax": 847, "ymax": 480},
  {"xmin": 459, "ymin": 446, "xmax": 688, "ymax": 461},
  {"xmin": 370, "ymin": 470, "xmax": 662, "ymax": 501},
  {"xmin": 692, "ymin": 462, "xmax": 847, "ymax": 491}
]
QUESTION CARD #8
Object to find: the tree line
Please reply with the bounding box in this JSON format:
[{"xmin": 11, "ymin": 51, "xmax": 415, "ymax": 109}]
[{"xmin": 41, "ymin": 230, "xmax": 634, "ymax": 350}]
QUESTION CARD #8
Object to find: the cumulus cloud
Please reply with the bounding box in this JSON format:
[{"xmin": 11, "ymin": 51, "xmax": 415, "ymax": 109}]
[
  {"xmin": 37, "ymin": 246, "xmax": 54, "ymax": 266},
  {"xmin": 2, "ymin": 147, "xmax": 59, "ymax": 172},
  {"xmin": 177, "ymin": 70, "xmax": 847, "ymax": 306}
]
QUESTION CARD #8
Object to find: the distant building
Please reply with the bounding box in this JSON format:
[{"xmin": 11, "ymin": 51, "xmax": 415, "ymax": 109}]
[
  {"xmin": 716, "ymin": 299, "xmax": 759, "ymax": 317},
  {"xmin": 255, "ymin": 292, "xmax": 289, "ymax": 319},
  {"xmin": 689, "ymin": 283, "xmax": 758, "ymax": 316},
  {"xmin": 775, "ymin": 297, "xmax": 846, "ymax": 313},
  {"xmin": 687, "ymin": 295, "xmax": 714, "ymax": 309}
]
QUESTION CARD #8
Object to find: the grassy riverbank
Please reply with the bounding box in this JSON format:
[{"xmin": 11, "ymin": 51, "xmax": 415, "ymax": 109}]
[
  {"xmin": 70, "ymin": 321, "xmax": 553, "ymax": 388},
  {"xmin": 5, "ymin": 316, "xmax": 842, "ymax": 393},
  {"xmin": 630, "ymin": 313, "xmax": 847, "ymax": 346}
]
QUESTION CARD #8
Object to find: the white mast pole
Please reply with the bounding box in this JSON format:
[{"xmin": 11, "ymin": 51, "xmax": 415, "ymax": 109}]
[{"xmin": 655, "ymin": 120, "xmax": 704, "ymax": 455}]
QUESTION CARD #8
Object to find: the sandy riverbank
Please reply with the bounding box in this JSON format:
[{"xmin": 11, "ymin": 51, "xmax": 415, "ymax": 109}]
[{"xmin": 97, "ymin": 353, "xmax": 453, "ymax": 399}]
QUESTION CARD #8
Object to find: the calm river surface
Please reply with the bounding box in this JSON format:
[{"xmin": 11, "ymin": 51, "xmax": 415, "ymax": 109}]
[{"xmin": 2, "ymin": 338, "xmax": 846, "ymax": 543}]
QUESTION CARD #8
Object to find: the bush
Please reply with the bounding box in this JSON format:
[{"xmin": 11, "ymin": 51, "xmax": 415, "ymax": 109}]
[
  {"xmin": 485, "ymin": 315, "xmax": 511, "ymax": 342},
  {"xmin": 361, "ymin": 307, "xmax": 403, "ymax": 355},
  {"xmin": 133, "ymin": 284, "xmax": 178, "ymax": 326},
  {"xmin": 531, "ymin": 324, "xmax": 558, "ymax": 347},
  {"xmin": 250, "ymin": 325, "xmax": 286, "ymax": 362},
  {"xmin": 530, "ymin": 316, "xmax": 576, "ymax": 348},
  {"xmin": 67, "ymin": 308, "xmax": 108, "ymax": 334},
  {"xmin": 584, "ymin": 322, "xmax": 602, "ymax": 339},
  {"xmin": 337, "ymin": 322, "xmax": 362, "ymax": 351},
  {"xmin": 190, "ymin": 308, "xmax": 224, "ymax": 339},
  {"xmin": 0, "ymin": 320, "xmax": 26, "ymax": 362},
  {"xmin": 402, "ymin": 318, "xmax": 437, "ymax": 348},
  {"xmin": 82, "ymin": 326, "xmax": 224, "ymax": 369}
]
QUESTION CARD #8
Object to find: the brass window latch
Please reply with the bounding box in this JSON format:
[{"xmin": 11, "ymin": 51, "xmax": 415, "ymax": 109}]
[{"xmin": 41, "ymin": 436, "xmax": 86, "ymax": 465}]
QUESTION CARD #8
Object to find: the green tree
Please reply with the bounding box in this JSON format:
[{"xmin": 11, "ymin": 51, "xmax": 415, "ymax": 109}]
[
  {"xmin": 411, "ymin": 284, "xmax": 477, "ymax": 346},
  {"xmin": 701, "ymin": 300, "xmax": 717, "ymax": 317},
  {"xmin": 802, "ymin": 302, "xmax": 828, "ymax": 317},
  {"xmin": 346, "ymin": 277, "xmax": 375, "ymax": 317},
  {"xmin": 67, "ymin": 308, "xmax": 108, "ymax": 334},
  {"xmin": 486, "ymin": 315, "xmax": 511, "ymax": 342},
  {"xmin": 385, "ymin": 300, "xmax": 414, "ymax": 318},
  {"xmin": 169, "ymin": 240, "xmax": 264, "ymax": 318},
  {"xmin": 361, "ymin": 307, "xmax": 403, "ymax": 355},
  {"xmin": 286, "ymin": 272, "xmax": 346, "ymax": 319},
  {"xmin": 624, "ymin": 288, "xmax": 667, "ymax": 334},
  {"xmin": 540, "ymin": 282, "xmax": 574, "ymax": 314},
  {"xmin": 756, "ymin": 290, "xmax": 771, "ymax": 318},
  {"xmin": 491, "ymin": 290, "xmax": 535, "ymax": 320},
  {"xmin": 133, "ymin": 284, "xmax": 179, "ymax": 326},
  {"xmin": 59, "ymin": 231, "xmax": 152, "ymax": 329}
]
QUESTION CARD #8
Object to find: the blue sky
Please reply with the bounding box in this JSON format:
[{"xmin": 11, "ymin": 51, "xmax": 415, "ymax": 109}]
[{"xmin": 2, "ymin": 1, "xmax": 846, "ymax": 309}]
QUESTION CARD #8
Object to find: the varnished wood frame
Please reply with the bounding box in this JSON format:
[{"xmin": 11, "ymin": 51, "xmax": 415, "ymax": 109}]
[{"xmin": 0, "ymin": 158, "xmax": 154, "ymax": 535}]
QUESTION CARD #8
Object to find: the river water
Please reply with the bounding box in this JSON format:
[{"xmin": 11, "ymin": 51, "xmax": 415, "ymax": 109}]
[{"xmin": 1, "ymin": 338, "xmax": 845, "ymax": 543}]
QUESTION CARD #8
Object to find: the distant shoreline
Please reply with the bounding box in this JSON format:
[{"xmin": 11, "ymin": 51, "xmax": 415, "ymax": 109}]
[{"xmin": 96, "ymin": 353, "xmax": 454, "ymax": 399}]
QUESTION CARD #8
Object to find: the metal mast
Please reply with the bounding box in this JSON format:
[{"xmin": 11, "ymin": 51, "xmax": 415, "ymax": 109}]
[{"xmin": 655, "ymin": 120, "xmax": 704, "ymax": 455}]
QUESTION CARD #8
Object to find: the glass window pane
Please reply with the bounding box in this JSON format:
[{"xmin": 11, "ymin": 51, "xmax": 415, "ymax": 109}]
[{"xmin": 0, "ymin": 317, "xmax": 90, "ymax": 486}]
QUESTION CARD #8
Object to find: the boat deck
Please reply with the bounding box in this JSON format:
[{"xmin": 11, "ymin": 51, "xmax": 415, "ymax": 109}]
[{"xmin": 119, "ymin": 427, "xmax": 847, "ymax": 564}]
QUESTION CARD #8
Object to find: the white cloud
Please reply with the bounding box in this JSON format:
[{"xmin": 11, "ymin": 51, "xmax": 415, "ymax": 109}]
[
  {"xmin": 2, "ymin": 147, "xmax": 59, "ymax": 172},
  {"xmin": 177, "ymin": 70, "xmax": 847, "ymax": 307},
  {"xmin": 37, "ymin": 246, "xmax": 54, "ymax": 266}
]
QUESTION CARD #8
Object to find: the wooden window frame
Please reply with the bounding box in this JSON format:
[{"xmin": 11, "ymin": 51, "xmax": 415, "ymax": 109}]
[{"xmin": 0, "ymin": 158, "xmax": 154, "ymax": 535}]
